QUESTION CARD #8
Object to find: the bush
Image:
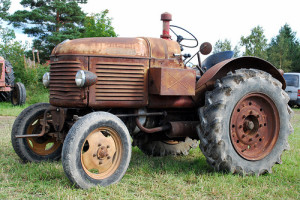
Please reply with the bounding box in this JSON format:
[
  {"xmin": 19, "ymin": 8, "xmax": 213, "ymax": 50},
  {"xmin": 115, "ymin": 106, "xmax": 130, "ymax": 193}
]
[
  {"xmin": 21, "ymin": 65, "xmax": 49, "ymax": 104},
  {"xmin": 0, "ymin": 28, "xmax": 49, "ymax": 104}
]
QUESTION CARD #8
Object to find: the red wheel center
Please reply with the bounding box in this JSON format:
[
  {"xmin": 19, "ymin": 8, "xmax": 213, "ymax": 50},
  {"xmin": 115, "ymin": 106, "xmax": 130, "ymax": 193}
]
[{"xmin": 230, "ymin": 93, "xmax": 280, "ymax": 160}]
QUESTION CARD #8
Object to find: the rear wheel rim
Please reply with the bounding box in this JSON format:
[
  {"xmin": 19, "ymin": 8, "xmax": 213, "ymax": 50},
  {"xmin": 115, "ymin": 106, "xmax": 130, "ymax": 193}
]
[
  {"xmin": 230, "ymin": 93, "xmax": 280, "ymax": 160},
  {"xmin": 81, "ymin": 127, "xmax": 122, "ymax": 180}
]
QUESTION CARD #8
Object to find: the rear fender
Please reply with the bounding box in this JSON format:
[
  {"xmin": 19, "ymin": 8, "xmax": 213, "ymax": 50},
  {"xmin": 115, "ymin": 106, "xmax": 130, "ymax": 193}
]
[{"xmin": 194, "ymin": 57, "xmax": 286, "ymax": 105}]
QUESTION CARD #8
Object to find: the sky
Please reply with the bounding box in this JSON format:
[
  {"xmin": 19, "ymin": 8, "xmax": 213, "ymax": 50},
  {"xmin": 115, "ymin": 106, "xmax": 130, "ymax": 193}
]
[{"xmin": 8, "ymin": 0, "xmax": 300, "ymax": 56}]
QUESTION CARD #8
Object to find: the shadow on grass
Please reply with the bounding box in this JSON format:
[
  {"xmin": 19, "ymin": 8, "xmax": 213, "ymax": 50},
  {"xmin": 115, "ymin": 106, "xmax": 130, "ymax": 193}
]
[{"xmin": 129, "ymin": 147, "xmax": 214, "ymax": 176}]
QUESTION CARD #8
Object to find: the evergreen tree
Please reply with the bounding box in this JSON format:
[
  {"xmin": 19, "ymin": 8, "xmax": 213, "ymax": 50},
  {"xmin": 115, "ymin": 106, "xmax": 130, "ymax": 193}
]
[
  {"xmin": 8, "ymin": 0, "xmax": 86, "ymax": 62},
  {"xmin": 267, "ymin": 24, "xmax": 300, "ymax": 72},
  {"xmin": 0, "ymin": 0, "xmax": 10, "ymax": 21},
  {"xmin": 240, "ymin": 26, "xmax": 268, "ymax": 60}
]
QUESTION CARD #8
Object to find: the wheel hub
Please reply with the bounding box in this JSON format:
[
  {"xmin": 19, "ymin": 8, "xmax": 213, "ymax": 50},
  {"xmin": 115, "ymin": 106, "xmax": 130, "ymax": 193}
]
[
  {"xmin": 230, "ymin": 93, "xmax": 280, "ymax": 160},
  {"xmin": 26, "ymin": 116, "xmax": 61, "ymax": 156},
  {"xmin": 97, "ymin": 145, "xmax": 109, "ymax": 160}
]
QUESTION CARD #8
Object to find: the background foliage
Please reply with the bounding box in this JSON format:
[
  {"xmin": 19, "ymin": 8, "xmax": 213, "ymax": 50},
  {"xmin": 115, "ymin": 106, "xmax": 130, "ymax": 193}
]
[{"xmin": 214, "ymin": 24, "xmax": 300, "ymax": 72}]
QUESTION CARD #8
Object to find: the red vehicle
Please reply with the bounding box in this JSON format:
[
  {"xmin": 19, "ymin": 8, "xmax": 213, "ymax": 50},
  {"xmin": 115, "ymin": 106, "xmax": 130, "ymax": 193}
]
[
  {"xmin": 11, "ymin": 13, "xmax": 293, "ymax": 189},
  {"xmin": 0, "ymin": 57, "xmax": 26, "ymax": 105}
]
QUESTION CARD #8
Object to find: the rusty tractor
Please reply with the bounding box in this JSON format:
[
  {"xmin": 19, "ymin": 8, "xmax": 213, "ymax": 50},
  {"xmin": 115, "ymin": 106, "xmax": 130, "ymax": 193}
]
[
  {"xmin": 11, "ymin": 13, "xmax": 293, "ymax": 189},
  {"xmin": 0, "ymin": 57, "xmax": 26, "ymax": 105}
]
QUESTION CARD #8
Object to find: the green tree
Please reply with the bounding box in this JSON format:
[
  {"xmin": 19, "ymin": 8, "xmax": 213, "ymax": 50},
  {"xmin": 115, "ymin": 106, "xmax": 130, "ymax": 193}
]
[
  {"xmin": 80, "ymin": 9, "xmax": 117, "ymax": 38},
  {"xmin": 213, "ymin": 39, "xmax": 232, "ymax": 53},
  {"xmin": 267, "ymin": 24, "xmax": 300, "ymax": 72},
  {"xmin": 0, "ymin": 0, "xmax": 10, "ymax": 21},
  {"xmin": 8, "ymin": 0, "xmax": 86, "ymax": 62},
  {"xmin": 213, "ymin": 39, "xmax": 240, "ymax": 57},
  {"xmin": 240, "ymin": 26, "xmax": 268, "ymax": 60},
  {"xmin": 0, "ymin": 28, "xmax": 27, "ymax": 81}
]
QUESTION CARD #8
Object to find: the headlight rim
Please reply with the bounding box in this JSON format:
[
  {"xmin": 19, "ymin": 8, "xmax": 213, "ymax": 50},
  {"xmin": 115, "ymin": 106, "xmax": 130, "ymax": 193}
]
[{"xmin": 75, "ymin": 70, "xmax": 86, "ymax": 87}]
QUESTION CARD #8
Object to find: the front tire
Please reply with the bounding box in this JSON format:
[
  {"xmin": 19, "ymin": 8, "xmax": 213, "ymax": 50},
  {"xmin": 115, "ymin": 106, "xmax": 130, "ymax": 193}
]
[
  {"xmin": 62, "ymin": 112, "xmax": 132, "ymax": 189},
  {"xmin": 198, "ymin": 69, "xmax": 293, "ymax": 175},
  {"xmin": 11, "ymin": 103, "xmax": 63, "ymax": 162},
  {"xmin": 11, "ymin": 82, "xmax": 26, "ymax": 106}
]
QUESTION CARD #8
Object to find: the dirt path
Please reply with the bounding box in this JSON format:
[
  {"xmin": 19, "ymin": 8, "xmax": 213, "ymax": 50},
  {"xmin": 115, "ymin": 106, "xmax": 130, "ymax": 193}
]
[{"xmin": 0, "ymin": 116, "xmax": 16, "ymax": 129}]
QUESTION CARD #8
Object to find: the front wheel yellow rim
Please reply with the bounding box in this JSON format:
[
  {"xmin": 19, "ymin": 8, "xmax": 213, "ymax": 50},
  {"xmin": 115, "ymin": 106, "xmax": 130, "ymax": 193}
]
[{"xmin": 81, "ymin": 127, "xmax": 122, "ymax": 180}]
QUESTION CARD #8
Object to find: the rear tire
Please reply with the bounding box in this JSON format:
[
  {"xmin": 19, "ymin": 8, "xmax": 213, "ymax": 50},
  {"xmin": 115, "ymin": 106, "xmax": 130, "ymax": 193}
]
[
  {"xmin": 62, "ymin": 112, "xmax": 132, "ymax": 189},
  {"xmin": 134, "ymin": 135, "xmax": 198, "ymax": 156},
  {"xmin": 0, "ymin": 60, "xmax": 15, "ymax": 102},
  {"xmin": 197, "ymin": 69, "xmax": 293, "ymax": 175}
]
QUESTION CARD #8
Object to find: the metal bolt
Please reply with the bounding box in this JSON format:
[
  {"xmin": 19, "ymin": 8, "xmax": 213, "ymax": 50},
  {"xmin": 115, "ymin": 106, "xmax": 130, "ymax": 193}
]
[{"xmin": 247, "ymin": 121, "xmax": 254, "ymax": 130}]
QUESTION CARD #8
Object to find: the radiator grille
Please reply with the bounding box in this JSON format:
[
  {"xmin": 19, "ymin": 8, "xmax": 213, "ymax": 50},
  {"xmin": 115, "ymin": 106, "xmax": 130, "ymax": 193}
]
[
  {"xmin": 95, "ymin": 63, "xmax": 145, "ymax": 101},
  {"xmin": 49, "ymin": 61, "xmax": 82, "ymax": 100}
]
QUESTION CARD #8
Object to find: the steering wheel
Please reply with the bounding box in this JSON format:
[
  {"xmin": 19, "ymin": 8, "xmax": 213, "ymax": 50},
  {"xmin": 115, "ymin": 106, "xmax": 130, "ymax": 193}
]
[{"xmin": 169, "ymin": 25, "xmax": 198, "ymax": 48}]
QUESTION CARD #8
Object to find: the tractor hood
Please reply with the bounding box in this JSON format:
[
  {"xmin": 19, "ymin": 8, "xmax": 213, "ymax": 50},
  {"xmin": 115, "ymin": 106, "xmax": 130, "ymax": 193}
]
[
  {"xmin": 51, "ymin": 37, "xmax": 149, "ymax": 57},
  {"xmin": 51, "ymin": 37, "xmax": 181, "ymax": 59}
]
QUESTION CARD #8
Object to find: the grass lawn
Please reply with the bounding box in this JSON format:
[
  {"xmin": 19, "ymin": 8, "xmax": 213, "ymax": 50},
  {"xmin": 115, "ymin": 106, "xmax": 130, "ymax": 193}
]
[{"xmin": 0, "ymin": 108, "xmax": 299, "ymax": 199}]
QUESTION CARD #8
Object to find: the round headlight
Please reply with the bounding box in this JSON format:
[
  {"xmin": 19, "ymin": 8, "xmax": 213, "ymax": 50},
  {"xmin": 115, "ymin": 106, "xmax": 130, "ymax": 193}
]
[
  {"xmin": 75, "ymin": 70, "xmax": 86, "ymax": 87},
  {"xmin": 43, "ymin": 72, "xmax": 50, "ymax": 88}
]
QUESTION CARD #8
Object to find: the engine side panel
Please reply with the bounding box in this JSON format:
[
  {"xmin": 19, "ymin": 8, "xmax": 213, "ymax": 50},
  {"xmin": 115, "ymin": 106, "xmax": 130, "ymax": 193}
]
[{"xmin": 88, "ymin": 57, "xmax": 149, "ymax": 108}]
